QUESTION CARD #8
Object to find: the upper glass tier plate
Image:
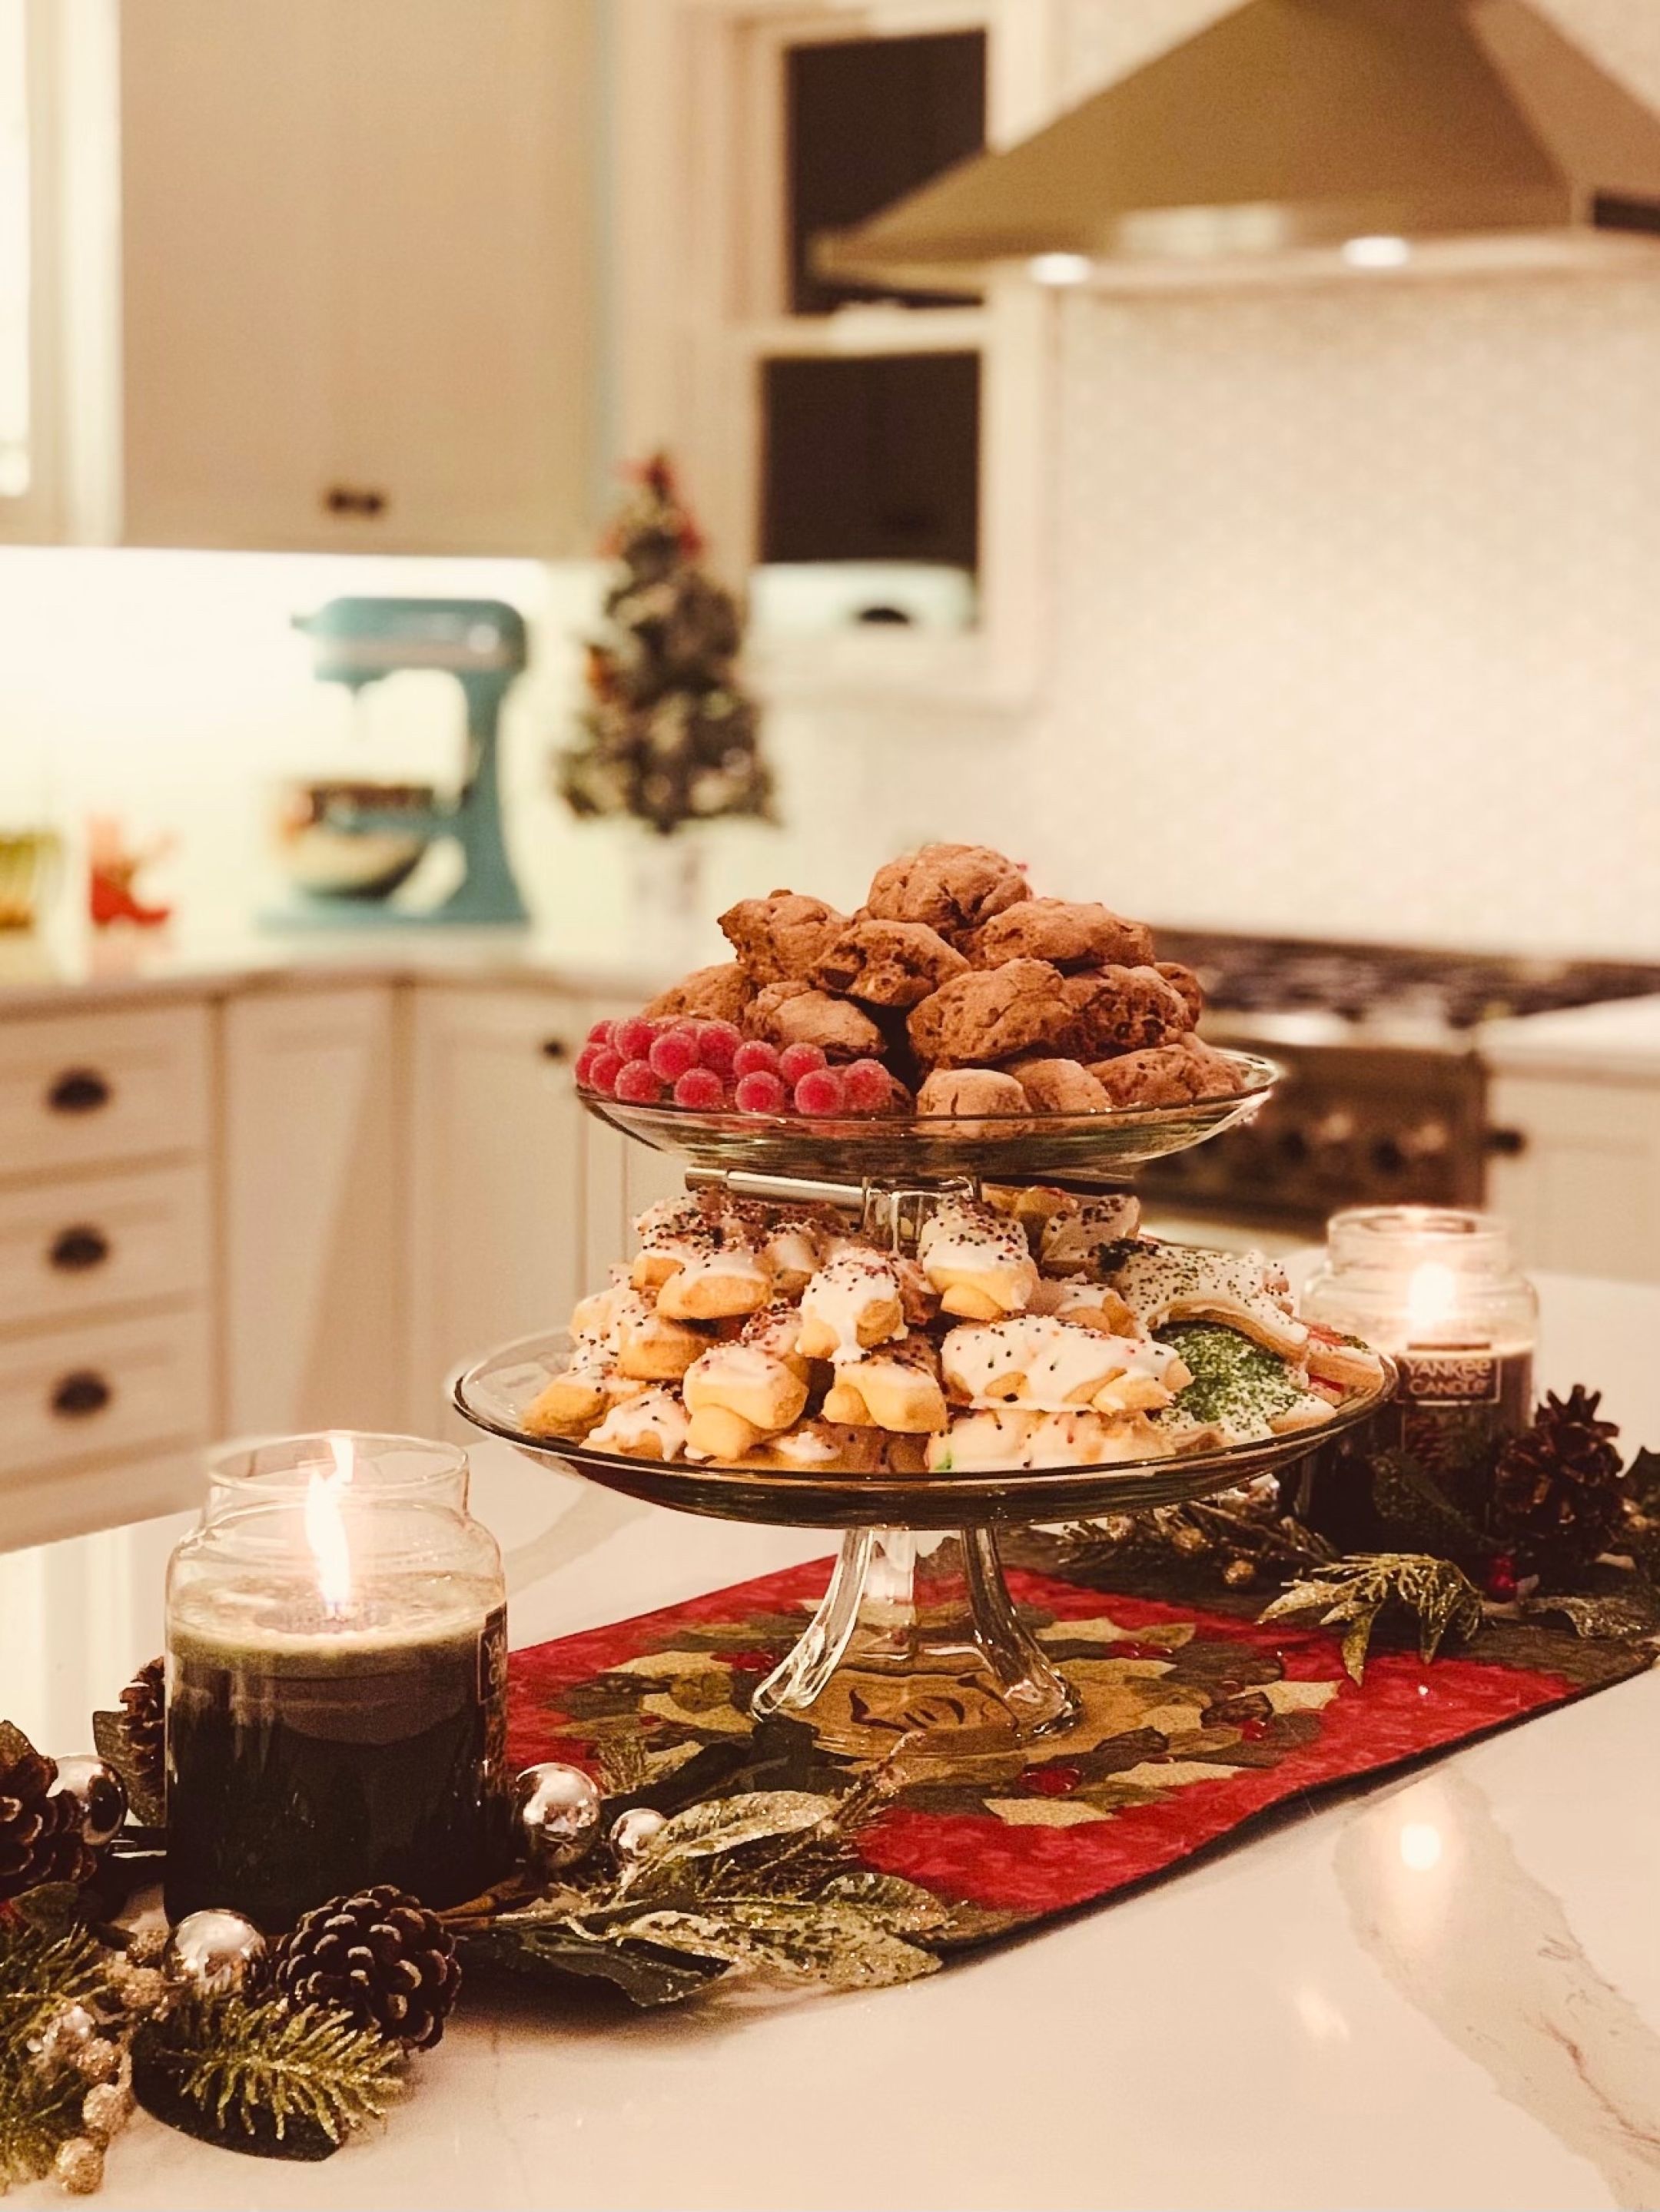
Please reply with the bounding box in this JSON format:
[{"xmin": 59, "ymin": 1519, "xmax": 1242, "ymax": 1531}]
[
  {"xmin": 579, "ymin": 1048, "xmax": 1278, "ymax": 1182},
  {"xmin": 453, "ymin": 1328, "xmax": 1394, "ymax": 1531}
]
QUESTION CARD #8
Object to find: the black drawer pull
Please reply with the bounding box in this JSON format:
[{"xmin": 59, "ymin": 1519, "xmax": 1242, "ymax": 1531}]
[
  {"xmin": 50, "ymin": 1225, "xmax": 111, "ymax": 1273},
  {"xmin": 48, "ymin": 1069, "xmax": 111, "ymax": 1115},
  {"xmin": 323, "ymin": 484, "xmax": 388, "ymax": 518},
  {"xmin": 540, "ymin": 1038, "xmax": 569, "ymax": 1062},
  {"xmin": 51, "ymin": 1370, "xmax": 112, "ymax": 1419},
  {"xmin": 1485, "ymin": 1127, "xmax": 1529, "ymax": 1158}
]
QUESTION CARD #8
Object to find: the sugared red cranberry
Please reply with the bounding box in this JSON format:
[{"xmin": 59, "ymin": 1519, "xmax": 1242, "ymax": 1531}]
[
  {"xmin": 583, "ymin": 1046, "xmax": 624, "ymax": 1095},
  {"xmin": 842, "ymin": 1058, "xmax": 892, "ymax": 1113},
  {"xmin": 696, "ymin": 1020, "xmax": 742, "ymax": 1076},
  {"xmin": 672, "ymin": 1066, "xmax": 725, "ymax": 1110},
  {"xmin": 586, "ymin": 1019, "xmax": 615, "ymax": 1047},
  {"xmin": 779, "ymin": 1042, "xmax": 828, "ymax": 1086},
  {"xmin": 614, "ymin": 1059, "xmax": 664, "ymax": 1104},
  {"xmin": 734, "ymin": 1070, "xmax": 788, "ymax": 1114},
  {"xmin": 732, "ymin": 1039, "xmax": 781, "ymax": 1079},
  {"xmin": 648, "ymin": 1027, "xmax": 700, "ymax": 1082},
  {"xmin": 793, "ymin": 1067, "xmax": 845, "ymax": 1115},
  {"xmin": 613, "ymin": 1015, "xmax": 657, "ymax": 1061}
]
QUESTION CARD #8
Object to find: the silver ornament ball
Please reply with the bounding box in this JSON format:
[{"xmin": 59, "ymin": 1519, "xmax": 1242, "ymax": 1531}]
[
  {"xmin": 163, "ymin": 1909, "xmax": 267, "ymax": 1997},
  {"xmin": 609, "ymin": 1806, "xmax": 669, "ymax": 1869},
  {"xmin": 51, "ymin": 1756, "xmax": 128, "ymax": 1849},
  {"xmin": 513, "ymin": 1762, "xmax": 603, "ymax": 1872}
]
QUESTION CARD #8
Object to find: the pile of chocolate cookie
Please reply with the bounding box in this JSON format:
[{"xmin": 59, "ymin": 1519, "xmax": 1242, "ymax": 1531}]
[{"xmin": 635, "ymin": 842, "xmax": 1247, "ymax": 1115}]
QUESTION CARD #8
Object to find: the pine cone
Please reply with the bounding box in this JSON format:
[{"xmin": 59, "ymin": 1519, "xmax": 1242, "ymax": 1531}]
[
  {"xmin": 273, "ymin": 1885, "xmax": 460, "ymax": 2051},
  {"xmin": 118, "ymin": 1658, "xmax": 166, "ymax": 1799},
  {"xmin": 1489, "ymin": 1386, "xmax": 1625, "ymax": 1574},
  {"xmin": 0, "ymin": 1732, "xmax": 96, "ymax": 1900}
]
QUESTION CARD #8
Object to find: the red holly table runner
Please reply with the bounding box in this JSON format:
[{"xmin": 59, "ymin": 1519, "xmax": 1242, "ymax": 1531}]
[{"xmin": 506, "ymin": 1550, "xmax": 1645, "ymax": 1931}]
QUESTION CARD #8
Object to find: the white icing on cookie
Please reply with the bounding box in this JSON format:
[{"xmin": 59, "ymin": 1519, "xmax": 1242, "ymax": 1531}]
[
  {"xmin": 1107, "ymin": 1245, "xmax": 1307, "ymax": 1355},
  {"xmin": 941, "ymin": 1315, "xmax": 1182, "ymax": 1411},
  {"xmin": 798, "ymin": 1250, "xmax": 904, "ymax": 1357},
  {"xmin": 588, "ymin": 1388, "xmax": 689, "ymax": 1459}
]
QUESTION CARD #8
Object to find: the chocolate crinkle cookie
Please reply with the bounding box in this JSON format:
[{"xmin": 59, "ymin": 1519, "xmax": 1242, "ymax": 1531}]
[
  {"xmin": 865, "ymin": 844, "xmax": 1028, "ymax": 941},
  {"xmin": 644, "ymin": 960, "xmax": 755, "ymax": 1024},
  {"xmin": 812, "ymin": 917, "xmax": 970, "ymax": 1007},
  {"xmin": 719, "ymin": 890, "xmax": 846, "ymax": 983},
  {"xmin": 908, "ymin": 960, "xmax": 1073, "ymax": 1067},
  {"xmin": 1088, "ymin": 1036, "xmax": 1247, "ymax": 1107},
  {"xmin": 745, "ymin": 980, "xmax": 885, "ymax": 1060},
  {"xmin": 968, "ymin": 897, "xmax": 1154, "ymax": 973},
  {"xmin": 1056, "ymin": 965, "xmax": 1194, "ymax": 1060}
]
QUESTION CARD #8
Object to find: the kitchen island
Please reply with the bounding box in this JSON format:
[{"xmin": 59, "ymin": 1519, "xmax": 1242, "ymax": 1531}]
[{"xmin": 4, "ymin": 1269, "xmax": 1658, "ymax": 2212}]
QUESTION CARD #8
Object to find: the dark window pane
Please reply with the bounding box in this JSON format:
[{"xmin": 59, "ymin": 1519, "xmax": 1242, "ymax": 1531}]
[
  {"xmin": 761, "ymin": 353, "xmax": 979, "ymax": 571},
  {"xmin": 788, "ymin": 32, "xmax": 985, "ymax": 313}
]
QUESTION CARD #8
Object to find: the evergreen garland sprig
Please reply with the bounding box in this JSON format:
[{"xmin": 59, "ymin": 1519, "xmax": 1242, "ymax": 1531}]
[
  {"xmin": 134, "ymin": 1993, "xmax": 403, "ymax": 2147},
  {"xmin": 0, "ymin": 1919, "xmax": 111, "ymax": 2188}
]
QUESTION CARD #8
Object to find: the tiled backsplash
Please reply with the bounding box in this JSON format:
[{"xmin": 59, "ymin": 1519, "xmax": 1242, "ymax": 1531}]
[{"xmin": 6, "ymin": 0, "xmax": 1660, "ymax": 958}]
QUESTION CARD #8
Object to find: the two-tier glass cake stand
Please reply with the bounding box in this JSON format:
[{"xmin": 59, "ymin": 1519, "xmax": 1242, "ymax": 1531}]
[{"xmin": 455, "ymin": 1056, "xmax": 1392, "ymax": 1759}]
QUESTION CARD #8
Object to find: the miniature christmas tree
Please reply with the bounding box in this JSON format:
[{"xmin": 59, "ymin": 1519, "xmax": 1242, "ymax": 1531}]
[{"xmin": 557, "ymin": 456, "xmax": 773, "ymax": 837}]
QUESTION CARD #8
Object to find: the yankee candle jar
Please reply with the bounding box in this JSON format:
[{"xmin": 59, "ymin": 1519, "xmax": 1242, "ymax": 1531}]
[
  {"xmin": 1303, "ymin": 1206, "xmax": 1538, "ymax": 1464},
  {"xmin": 164, "ymin": 1434, "xmax": 510, "ymax": 1932}
]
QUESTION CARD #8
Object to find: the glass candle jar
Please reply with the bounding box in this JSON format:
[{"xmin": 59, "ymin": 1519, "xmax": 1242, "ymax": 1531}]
[
  {"xmin": 165, "ymin": 1433, "xmax": 510, "ymax": 1931},
  {"xmin": 1303, "ymin": 1207, "xmax": 1538, "ymax": 1470}
]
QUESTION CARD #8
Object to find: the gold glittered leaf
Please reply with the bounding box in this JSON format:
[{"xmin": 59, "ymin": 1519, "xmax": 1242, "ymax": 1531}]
[
  {"xmin": 1260, "ymin": 1554, "xmax": 1482, "ymax": 1683},
  {"xmin": 617, "ymin": 1902, "xmax": 940, "ymax": 1991}
]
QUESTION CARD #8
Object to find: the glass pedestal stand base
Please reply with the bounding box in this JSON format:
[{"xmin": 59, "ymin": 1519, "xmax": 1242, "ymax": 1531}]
[{"xmin": 750, "ymin": 1526, "xmax": 1079, "ymax": 1760}]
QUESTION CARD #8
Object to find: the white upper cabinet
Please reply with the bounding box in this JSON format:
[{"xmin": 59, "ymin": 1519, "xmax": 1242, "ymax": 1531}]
[{"xmin": 106, "ymin": 0, "xmax": 597, "ymax": 553}]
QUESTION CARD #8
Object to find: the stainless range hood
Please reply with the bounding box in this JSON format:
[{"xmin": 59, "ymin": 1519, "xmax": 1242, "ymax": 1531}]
[{"xmin": 816, "ymin": 0, "xmax": 1660, "ymax": 293}]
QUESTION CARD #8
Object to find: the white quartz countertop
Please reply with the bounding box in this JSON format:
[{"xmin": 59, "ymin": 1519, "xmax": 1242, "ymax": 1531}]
[
  {"xmin": 1479, "ymin": 993, "xmax": 1660, "ymax": 1080},
  {"xmin": 4, "ymin": 1269, "xmax": 1659, "ymax": 2210},
  {"xmin": 0, "ymin": 923, "xmax": 688, "ymax": 1016}
]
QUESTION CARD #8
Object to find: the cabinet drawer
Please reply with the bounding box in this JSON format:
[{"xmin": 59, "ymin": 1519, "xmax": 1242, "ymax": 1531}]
[
  {"xmin": 0, "ymin": 1166, "xmax": 211, "ymax": 1332},
  {"xmin": 0, "ymin": 1308, "xmax": 213, "ymax": 1481},
  {"xmin": 0, "ymin": 1004, "xmax": 211, "ymax": 1179}
]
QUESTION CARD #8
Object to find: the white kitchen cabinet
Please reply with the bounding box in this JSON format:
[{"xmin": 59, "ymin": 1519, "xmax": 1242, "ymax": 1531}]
[
  {"xmin": 408, "ymin": 984, "xmax": 591, "ymax": 1438},
  {"xmin": 117, "ymin": 0, "xmax": 598, "ymax": 555},
  {"xmin": 221, "ymin": 983, "xmax": 407, "ymax": 1437},
  {"xmin": 0, "ymin": 1000, "xmax": 217, "ymax": 1550},
  {"xmin": 1487, "ymin": 1070, "xmax": 1660, "ymax": 1284}
]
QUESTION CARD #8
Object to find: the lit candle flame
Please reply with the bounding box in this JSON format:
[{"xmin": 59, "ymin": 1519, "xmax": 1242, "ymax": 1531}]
[
  {"xmin": 1406, "ymin": 1260, "xmax": 1457, "ymax": 1338},
  {"xmin": 304, "ymin": 1433, "xmax": 354, "ymax": 1619}
]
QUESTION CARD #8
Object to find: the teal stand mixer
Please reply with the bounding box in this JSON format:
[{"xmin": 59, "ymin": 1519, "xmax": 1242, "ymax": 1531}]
[{"xmin": 268, "ymin": 596, "xmax": 530, "ymax": 928}]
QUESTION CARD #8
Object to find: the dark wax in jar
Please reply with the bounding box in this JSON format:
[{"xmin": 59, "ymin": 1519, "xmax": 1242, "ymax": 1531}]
[{"xmin": 164, "ymin": 1605, "xmax": 510, "ymax": 1930}]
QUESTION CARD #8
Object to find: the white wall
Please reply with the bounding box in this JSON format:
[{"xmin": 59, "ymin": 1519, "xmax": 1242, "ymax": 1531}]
[{"xmin": 8, "ymin": 0, "xmax": 1660, "ymax": 960}]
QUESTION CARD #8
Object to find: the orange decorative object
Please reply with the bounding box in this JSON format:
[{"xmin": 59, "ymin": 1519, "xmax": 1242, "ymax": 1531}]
[{"xmin": 87, "ymin": 816, "xmax": 173, "ymax": 930}]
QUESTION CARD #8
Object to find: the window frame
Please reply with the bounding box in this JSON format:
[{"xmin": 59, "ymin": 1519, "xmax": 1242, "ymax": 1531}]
[{"xmin": 609, "ymin": 0, "xmax": 1064, "ymax": 715}]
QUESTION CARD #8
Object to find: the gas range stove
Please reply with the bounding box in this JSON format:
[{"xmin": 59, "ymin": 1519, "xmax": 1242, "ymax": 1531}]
[
  {"xmin": 1138, "ymin": 929, "xmax": 1660, "ymax": 1232},
  {"xmin": 1159, "ymin": 929, "xmax": 1660, "ymax": 1037}
]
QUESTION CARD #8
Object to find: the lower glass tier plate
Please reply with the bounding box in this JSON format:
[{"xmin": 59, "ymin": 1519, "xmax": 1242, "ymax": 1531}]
[
  {"xmin": 454, "ymin": 1330, "xmax": 1393, "ymax": 1530},
  {"xmin": 579, "ymin": 1048, "xmax": 1278, "ymax": 1182},
  {"xmin": 455, "ymin": 1332, "xmax": 1393, "ymax": 1758}
]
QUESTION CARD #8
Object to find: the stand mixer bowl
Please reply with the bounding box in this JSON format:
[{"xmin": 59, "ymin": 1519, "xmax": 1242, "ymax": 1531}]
[{"xmin": 275, "ymin": 781, "xmax": 439, "ymax": 900}]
